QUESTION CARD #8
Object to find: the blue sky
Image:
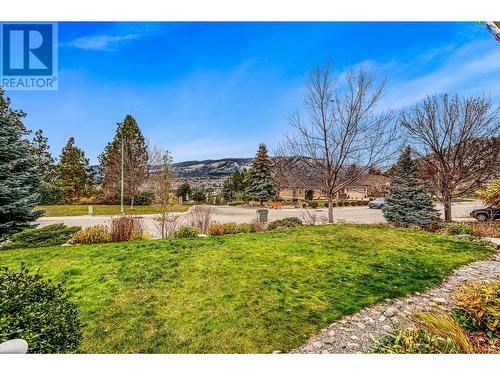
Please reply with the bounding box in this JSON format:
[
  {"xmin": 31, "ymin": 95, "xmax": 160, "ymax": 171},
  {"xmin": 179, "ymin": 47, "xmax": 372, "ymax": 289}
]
[{"xmin": 6, "ymin": 22, "xmax": 500, "ymax": 164}]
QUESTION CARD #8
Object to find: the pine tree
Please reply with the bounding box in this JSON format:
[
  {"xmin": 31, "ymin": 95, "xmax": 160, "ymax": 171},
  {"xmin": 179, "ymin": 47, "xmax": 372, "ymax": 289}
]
[
  {"xmin": 175, "ymin": 182, "xmax": 192, "ymax": 203},
  {"xmin": 99, "ymin": 115, "xmax": 148, "ymax": 207},
  {"xmin": 245, "ymin": 144, "xmax": 277, "ymax": 204},
  {"xmin": 31, "ymin": 129, "xmax": 56, "ymax": 183},
  {"xmin": 56, "ymin": 137, "xmax": 92, "ymax": 202},
  {"xmin": 382, "ymin": 147, "xmax": 439, "ymax": 228},
  {"xmin": 223, "ymin": 170, "xmax": 248, "ymax": 202},
  {"xmin": 0, "ymin": 88, "xmax": 43, "ymax": 240}
]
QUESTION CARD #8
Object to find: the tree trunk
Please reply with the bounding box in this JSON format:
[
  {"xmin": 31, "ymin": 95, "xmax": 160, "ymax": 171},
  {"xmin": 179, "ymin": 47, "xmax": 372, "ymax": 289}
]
[
  {"xmin": 328, "ymin": 195, "xmax": 334, "ymax": 224},
  {"xmin": 130, "ymin": 196, "xmax": 135, "ymax": 210},
  {"xmin": 443, "ymin": 197, "xmax": 452, "ymax": 222}
]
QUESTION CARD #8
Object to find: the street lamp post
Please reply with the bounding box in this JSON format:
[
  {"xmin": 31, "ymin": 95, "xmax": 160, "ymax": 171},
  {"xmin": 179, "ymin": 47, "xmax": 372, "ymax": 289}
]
[{"xmin": 120, "ymin": 132, "xmax": 124, "ymax": 215}]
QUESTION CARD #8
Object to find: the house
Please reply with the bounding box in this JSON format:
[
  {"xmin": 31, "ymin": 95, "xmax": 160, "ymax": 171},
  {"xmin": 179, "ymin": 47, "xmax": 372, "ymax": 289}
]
[
  {"xmin": 278, "ymin": 174, "xmax": 389, "ymax": 201},
  {"xmin": 279, "ymin": 184, "xmax": 369, "ymax": 201}
]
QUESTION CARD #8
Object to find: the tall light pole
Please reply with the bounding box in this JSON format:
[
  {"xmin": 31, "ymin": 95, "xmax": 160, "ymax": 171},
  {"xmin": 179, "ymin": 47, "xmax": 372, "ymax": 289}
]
[{"xmin": 120, "ymin": 132, "xmax": 125, "ymax": 215}]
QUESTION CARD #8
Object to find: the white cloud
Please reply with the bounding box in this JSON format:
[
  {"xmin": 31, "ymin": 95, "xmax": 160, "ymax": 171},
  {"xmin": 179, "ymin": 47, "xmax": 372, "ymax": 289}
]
[
  {"xmin": 381, "ymin": 40, "xmax": 500, "ymax": 110},
  {"xmin": 64, "ymin": 33, "xmax": 141, "ymax": 51}
]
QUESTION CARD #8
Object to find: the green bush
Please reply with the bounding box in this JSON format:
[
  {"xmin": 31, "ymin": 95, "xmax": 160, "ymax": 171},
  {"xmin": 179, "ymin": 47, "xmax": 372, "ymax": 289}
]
[
  {"xmin": 0, "ymin": 266, "xmax": 84, "ymax": 353},
  {"xmin": 222, "ymin": 222, "xmax": 238, "ymax": 234},
  {"xmin": 268, "ymin": 217, "xmax": 303, "ymax": 230},
  {"xmin": 70, "ymin": 225, "xmax": 111, "ymax": 244},
  {"xmin": 228, "ymin": 201, "xmax": 244, "ymax": 206},
  {"xmin": 236, "ymin": 223, "xmax": 252, "ymax": 233},
  {"xmin": 38, "ymin": 182, "xmax": 64, "ymax": 205},
  {"xmin": 1, "ymin": 224, "xmax": 81, "ymax": 250},
  {"xmin": 447, "ymin": 223, "xmax": 473, "ymax": 236},
  {"xmin": 323, "ymin": 202, "xmax": 328, "ymax": 208},
  {"xmin": 372, "ymin": 327, "xmax": 460, "ymax": 354},
  {"xmin": 134, "ymin": 190, "xmax": 155, "ymax": 206},
  {"xmin": 453, "ymin": 280, "xmax": 500, "ymax": 338},
  {"xmin": 175, "ymin": 225, "xmax": 199, "ymax": 238},
  {"xmin": 191, "ymin": 191, "xmax": 207, "ymax": 203},
  {"xmin": 209, "ymin": 222, "xmax": 253, "ymax": 236},
  {"xmin": 309, "ymin": 201, "xmax": 319, "ymax": 209}
]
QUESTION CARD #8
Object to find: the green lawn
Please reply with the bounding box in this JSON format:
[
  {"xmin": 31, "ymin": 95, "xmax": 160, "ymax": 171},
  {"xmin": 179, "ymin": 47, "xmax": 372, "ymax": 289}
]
[
  {"xmin": 36, "ymin": 204, "xmax": 189, "ymax": 216},
  {"xmin": 0, "ymin": 225, "xmax": 493, "ymax": 353}
]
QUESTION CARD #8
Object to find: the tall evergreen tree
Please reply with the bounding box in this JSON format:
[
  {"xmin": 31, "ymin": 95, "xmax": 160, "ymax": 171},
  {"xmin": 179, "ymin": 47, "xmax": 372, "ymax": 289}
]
[
  {"xmin": 223, "ymin": 169, "xmax": 249, "ymax": 201},
  {"xmin": 175, "ymin": 181, "xmax": 192, "ymax": 202},
  {"xmin": 56, "ymin": 137, "xmax": 92, "ymax": 202},
  {"xmin": 99, "ymin": 115, "xmax": 148, "ymax": 207},
  {"xmin": 31, "ymin": 129, "xmax": 56, "ymax": 183},
  {"xmin": 245, "ymin": 144, "xmax": 277, "ymax": 204},
  {"xmin": 0, "ymin": 88, "xmax": 43, "ymax": 241},
  {"xmin": 382, "ymin": 146, "xmax": 439, "ymax": 228}
]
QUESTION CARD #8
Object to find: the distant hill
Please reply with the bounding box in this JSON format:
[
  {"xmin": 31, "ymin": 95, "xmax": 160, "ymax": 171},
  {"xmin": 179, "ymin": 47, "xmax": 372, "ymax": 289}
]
[
  {"xmin": 172, "ymin": 158, "xmax": 253, "ymax": 177},
  {"xmin": 88, "ymin": 157, "xmax": 253, "ymax": 182}
]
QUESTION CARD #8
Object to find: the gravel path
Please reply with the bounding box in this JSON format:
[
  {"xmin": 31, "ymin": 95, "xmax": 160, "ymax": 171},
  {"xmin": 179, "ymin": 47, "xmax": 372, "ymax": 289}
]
[{"xmin": 292, "ymin": 248, "xmax": 500, "ymax": 354}]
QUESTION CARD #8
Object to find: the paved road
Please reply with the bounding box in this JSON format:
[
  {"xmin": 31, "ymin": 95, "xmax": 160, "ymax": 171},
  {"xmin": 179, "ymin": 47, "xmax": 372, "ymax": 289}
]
[{"xmin": 35, "ymin": 201, "xmax": 484, "ymax": 238}]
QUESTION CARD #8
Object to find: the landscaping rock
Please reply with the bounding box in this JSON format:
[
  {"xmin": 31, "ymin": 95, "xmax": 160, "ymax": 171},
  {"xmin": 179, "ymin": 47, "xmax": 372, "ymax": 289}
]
[
  {"xmin": 383, "ymin": 307, "xmax": 398, "ymax": 317},
  {"xmin": 292, "ymin": 252, "xmax": 500, "ymax": 354},
  {"xmin": 431, "ymin": 297, "xmax": 446, "ymax": 304}
]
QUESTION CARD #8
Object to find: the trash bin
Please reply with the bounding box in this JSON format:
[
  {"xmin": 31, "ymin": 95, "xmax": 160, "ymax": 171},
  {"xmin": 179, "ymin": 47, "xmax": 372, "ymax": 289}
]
[{"xmin": 256, "ymin": 209, "xmax": 269, "ymax": 223}]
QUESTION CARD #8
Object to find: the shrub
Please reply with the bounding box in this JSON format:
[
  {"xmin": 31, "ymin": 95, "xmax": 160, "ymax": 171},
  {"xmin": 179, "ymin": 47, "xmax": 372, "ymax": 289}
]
[
  {"xmin": 250, "ymin": 220, "xmax": 266, "ymax": 232},
  {"xmin": 453, "ymin": 280, "xmax": 500, "ymax": 338},
  {"xmin": 468, "ymin": 222, "xmax": 500, "ymax": 238},
  {"xmin": 374, "ymin": 309, "xmax": 479, "ymax": 354},
  {"xmin": 38, "ymin": 183, "xmax": 64, "ymax": 205},
  {"xmin": 413, "ymin": 311, "xmax": 476, "ymax": 353},
  {"xmin": 447, "ymin": 223, "xmax": 474, "ymax": 236},
  {"xmin": 208, "ymin": 223, "xmax": 225, "ymax": 236},
  {"xmin": 0, "ymin": 266, "xmax": 84, "ymax": 353},
  {"xmin": 78, "ymin": 196, "xmax": 97, "ymax": 205},
  {"xmin": 110, "ymin": 216, "xmax": 144, "ymax": 242},
  {"xmin": 323, "ymin": 202, "xmax": 328, "ymax": 208},
  {"xmin": 154, "ymin": 212, "xmax": 182, "ymax": 239},
  {"xmin": 188, "ymin": 205, "xmax": 213, "ymax": 234},
  {"xmin": 1, "ymin": 224, "xmax": 81, "ymax": 250},
  {"xmin": 130, "ymin": 230, "xmax": 152, "ymax": 241},
  {"xmin": 191, "ymin": 191, "xmax": 207, "ymax": 203},
  {"xmin": 223, "ymin": 222, "xmax": 238, "ymax": 234},
  {"xmin": 372, "ymin": 327, "xmax": 461, "ymax": 354},
  {"xmin": 309, "ymin": 201, "xmax": 319, "ymax": 209},
  {"xmin": 70, "ymin": 225, "xmax": 111, "ymax": 244},
  {"xmin": 134, "ymin": 190, "xmax": 155, "ymax": 206},
  {"xmin": 268, "ymin": 217, "xmax": 303, "ymax": 230},
  {"xmin": 228, "ymin": 201, "xmax": 244, "ymax": 206},
  {"xmin": 301, "ymin": 202, "xmax": 308, "ymax": 208},
  {"xmin": 175, "ymin": 225, "xmax": 199, "ymax": 238},
  {"xmin": 236, "ymin": 223, "xmax": 252, "ymax": 233}
]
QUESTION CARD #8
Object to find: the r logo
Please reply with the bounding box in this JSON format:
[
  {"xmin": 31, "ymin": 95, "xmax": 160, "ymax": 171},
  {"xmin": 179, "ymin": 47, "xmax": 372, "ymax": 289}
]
[
  {"xmin": 2, "ymin": 24, "xmax": 53, "ymax": 76},
  {"xmin": 1, "ymin": 23, "xmax": 58, "ymax": 90}
]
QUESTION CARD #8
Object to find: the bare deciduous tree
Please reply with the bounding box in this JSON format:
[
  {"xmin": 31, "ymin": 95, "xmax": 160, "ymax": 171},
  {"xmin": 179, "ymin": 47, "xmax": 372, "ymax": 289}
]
[
  {"xmin": 188, "ymin": 205, "xmax": 213, "ymax": 235},
  {"xmin": 154, "ymin": 212, "xmax": 183, "ymax": 239},
  {"xmin": 280, "ymin": 62, "xmax": 399, "ymax": 223},
  {"xmin": 148, "ymin": 145, "xmax": 174, "ymax": 206},
  {"xmin": 301, "ymin": 208, "xmax": 318, "ymax": 226},
  {"xmin": 400, "ymin": 94, "xmax": 500, "ymax": 222}
]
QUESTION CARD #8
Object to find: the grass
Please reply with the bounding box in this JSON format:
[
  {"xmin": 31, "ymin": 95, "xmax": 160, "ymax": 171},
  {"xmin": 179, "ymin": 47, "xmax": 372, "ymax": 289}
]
[
  {"xmin": 0, "ymin": 225, "xmax": 493, "ymax": 353},
  {"xmin": 36, "ymin": 204, "xmax": 189, "ymax": 217}
]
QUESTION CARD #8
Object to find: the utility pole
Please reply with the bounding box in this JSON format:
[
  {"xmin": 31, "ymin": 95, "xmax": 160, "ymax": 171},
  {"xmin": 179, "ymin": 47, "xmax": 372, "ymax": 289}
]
[{"xmin": 120, "ymin": 133, "xmax": 125, "ymax": 215}]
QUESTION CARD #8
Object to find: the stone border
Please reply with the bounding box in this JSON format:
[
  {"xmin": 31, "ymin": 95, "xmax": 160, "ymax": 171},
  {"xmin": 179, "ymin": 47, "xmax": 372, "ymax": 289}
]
[{"xmin": 292, "ymin": 251, "xmax": 500, "ymax": 354}]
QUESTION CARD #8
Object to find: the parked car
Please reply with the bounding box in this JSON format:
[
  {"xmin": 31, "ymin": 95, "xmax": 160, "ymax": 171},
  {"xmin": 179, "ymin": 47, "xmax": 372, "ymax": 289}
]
[
  {"xmin": 369, "ymin": 197, "xmax": 385, "ymax": 209},
  {"xmin": 469, "ymin": 205, "xmax": 500, "ymax": 221}
]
